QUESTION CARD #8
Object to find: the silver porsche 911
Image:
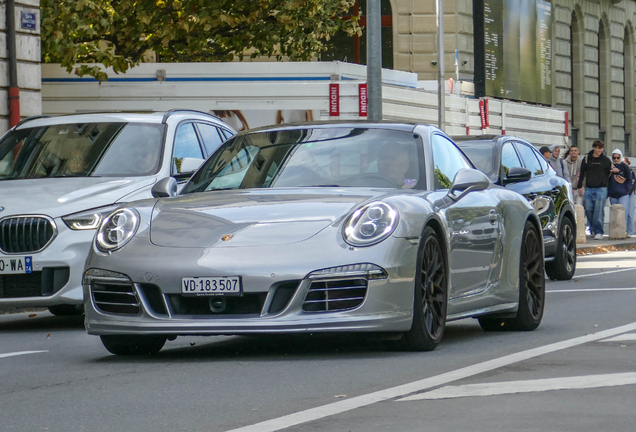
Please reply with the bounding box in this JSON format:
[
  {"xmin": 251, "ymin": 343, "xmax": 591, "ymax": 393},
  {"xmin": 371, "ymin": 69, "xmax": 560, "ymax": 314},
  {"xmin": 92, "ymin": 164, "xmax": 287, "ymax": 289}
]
[{"xmin": 83, "ymin": 123, "xmax": 545, "ymax": 355}]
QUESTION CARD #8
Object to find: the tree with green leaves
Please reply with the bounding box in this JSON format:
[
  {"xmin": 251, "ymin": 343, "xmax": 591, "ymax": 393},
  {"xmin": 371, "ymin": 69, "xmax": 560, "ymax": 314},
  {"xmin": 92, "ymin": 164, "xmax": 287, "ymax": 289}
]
[{"xmin": 41, "ymin": 0, "xmax": 360, "ymax": 81}]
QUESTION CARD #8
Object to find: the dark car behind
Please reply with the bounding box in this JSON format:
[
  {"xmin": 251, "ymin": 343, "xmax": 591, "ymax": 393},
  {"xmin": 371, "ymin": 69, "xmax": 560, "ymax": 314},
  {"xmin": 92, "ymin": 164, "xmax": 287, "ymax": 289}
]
[{"xmin": 455, "ymin": 135, "xmax": 576, "ymax": 280}]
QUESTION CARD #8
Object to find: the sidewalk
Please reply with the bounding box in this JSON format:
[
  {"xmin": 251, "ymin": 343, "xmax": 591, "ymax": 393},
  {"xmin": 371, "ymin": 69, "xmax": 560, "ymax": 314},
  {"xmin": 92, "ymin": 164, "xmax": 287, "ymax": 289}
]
[{"xmin": 576, "ymin": 235, "xmax": 636, "ymax": 255}]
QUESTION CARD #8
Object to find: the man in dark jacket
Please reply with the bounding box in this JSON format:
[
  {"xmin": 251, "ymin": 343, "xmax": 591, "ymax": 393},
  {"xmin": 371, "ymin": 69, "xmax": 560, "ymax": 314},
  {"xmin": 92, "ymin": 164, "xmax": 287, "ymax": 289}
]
[{"xmin": 577, "ymin": 140, "xmax": 618, "ymax": 239}]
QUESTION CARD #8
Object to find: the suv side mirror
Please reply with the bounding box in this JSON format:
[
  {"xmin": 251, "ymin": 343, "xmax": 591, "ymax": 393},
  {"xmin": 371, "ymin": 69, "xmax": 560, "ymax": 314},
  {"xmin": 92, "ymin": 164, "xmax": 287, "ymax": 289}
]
[
  {"xmin": 151, "ymin": 177, "xmax": 178, "ymax": 198},
  {"xmin": 503, "ymin": 167, "xmax": 532, "ymax": 185}
]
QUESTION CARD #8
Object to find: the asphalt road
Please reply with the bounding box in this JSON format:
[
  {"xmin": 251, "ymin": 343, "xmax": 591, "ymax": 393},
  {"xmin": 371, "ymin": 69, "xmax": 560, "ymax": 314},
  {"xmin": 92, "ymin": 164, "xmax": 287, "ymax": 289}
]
[{"xmin": 2, "ymin": 250, "xmax": 636, "ymax": 432}]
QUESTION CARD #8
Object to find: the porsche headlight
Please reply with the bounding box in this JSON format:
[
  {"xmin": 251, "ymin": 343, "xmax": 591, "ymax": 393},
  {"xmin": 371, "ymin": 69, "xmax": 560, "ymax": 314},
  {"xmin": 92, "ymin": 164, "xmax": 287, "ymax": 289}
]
[
  {"xmin": 343, "ymin": 202, "xmax": 399, "ymax": 247},
  {"xmin": 62, "ymin": 205, "xmax": 120, "ymax": 230},
  {"xmin": 95, "ymin": 208, "xmax": 140, "ymax": 252}
]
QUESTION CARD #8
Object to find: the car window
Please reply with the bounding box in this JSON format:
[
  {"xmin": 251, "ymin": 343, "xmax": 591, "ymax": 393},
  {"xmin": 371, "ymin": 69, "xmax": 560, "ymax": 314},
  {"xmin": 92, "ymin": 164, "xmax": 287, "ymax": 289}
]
[
  {"xmin": 431, "ymin": 134, "xmax": 472, "ymax": 190},
  {"xmin": 501, "ymin": 142, "xmax": 523, "ymax": 178},
  {"xmin": 197, "ymin": 123, "xmax": 225, "ymax": 155},
  {"xmin": 182, "ymin": 128, "xmax": 424, "ymax": 193},
  {"xmin": 0, "ymin": 122, "xmax": 165, "ymax": 179},
  {"xmin": 173, "ymin": 123, "xmax": 204, "ymax": 174},
  {"xmin": 514, "ymin": 142, "xmax": 544, "ymax": 177},
  {"xmin": 456, "ymin": 142, "xmax": 495, "ymax": 176}
]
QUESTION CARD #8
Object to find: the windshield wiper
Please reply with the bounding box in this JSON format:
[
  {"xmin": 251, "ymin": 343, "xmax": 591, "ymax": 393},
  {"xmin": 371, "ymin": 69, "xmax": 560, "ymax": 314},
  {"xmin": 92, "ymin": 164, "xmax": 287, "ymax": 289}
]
[{"xmin": 308, "ymin": 184, "xmax": 341, "ymax": 187}]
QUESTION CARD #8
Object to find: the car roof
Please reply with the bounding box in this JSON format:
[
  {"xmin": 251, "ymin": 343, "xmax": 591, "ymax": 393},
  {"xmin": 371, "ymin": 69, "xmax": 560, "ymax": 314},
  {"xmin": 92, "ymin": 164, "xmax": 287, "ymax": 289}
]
[
  {"xmin": 239, "ymin": 121, "xmax": 421, "ymax": 135},
  {"xmin": 14, "ymin": 110, "xmax": 228, "ymax": 130}
]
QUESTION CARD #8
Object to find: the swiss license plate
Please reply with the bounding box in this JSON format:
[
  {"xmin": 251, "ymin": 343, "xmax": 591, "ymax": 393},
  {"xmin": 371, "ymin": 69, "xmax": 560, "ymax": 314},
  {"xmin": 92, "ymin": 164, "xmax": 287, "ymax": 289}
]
[
  {"xmin": 0, "ymin": 256, "xmax": 33, "ymax": 274},
  {"xmin": 181, "ymin": 276, "xmax": 241, "ymax": 296}
]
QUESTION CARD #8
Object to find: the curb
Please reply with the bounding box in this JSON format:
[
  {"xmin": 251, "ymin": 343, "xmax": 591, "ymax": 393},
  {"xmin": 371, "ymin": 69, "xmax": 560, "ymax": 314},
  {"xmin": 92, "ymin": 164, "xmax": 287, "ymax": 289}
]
[{"xmin": 576, "ymin": 238, "xmax": 636, "ymax": 255}]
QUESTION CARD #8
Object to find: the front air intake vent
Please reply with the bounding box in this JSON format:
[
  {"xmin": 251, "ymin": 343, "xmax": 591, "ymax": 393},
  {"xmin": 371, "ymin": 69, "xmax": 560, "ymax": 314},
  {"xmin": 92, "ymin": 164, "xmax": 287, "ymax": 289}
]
[
  {"xmin": 0, "ymin": 216, "xmax": 56, "ymax": 253},
  {"xmin": 91, "ymin": 282, "xmax": 140, "ymax": 315},
  {"xmin": 302, "ymin": 278, "xmax": 368, "ymax": 312}
]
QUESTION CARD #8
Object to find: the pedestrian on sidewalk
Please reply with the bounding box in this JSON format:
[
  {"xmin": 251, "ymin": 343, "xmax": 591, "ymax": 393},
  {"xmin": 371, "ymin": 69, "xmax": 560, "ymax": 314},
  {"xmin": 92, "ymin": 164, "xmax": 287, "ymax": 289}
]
[
  {"xmin": 624, "ymin": 156, "xmax": 636, "ymax": 236},
  {"xmin": 548, "ymin": 145, "xmax": 570, "ymax": 181},
  {"xmin": 577, "ymin": 140, "xmax": 618, "ymax": 240},
  {"xmin": 564, "ymin": 145, "xmax": 583, "ymax": 205},
  {"xmin": 608, "ymin": 149, "xmax": 632, "ymax": 236}
]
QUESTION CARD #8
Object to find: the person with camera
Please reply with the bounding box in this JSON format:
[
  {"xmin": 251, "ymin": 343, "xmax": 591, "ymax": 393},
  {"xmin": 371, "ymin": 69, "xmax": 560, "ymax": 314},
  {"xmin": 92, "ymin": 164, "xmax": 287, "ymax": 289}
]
[{"xmin": 608, "ymin": 149, "xmax": 633, "ymax": 237}]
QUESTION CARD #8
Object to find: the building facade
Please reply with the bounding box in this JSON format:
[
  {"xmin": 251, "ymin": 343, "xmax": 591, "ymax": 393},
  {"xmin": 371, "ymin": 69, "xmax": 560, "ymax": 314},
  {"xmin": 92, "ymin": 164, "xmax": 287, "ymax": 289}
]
[
  {"xmin": 0, "ymin": 0, "xmax": 41, "ymax": 133},
  {"xmin": 384, "ymin": 0, "xmax": 636, "ymax": 153}
]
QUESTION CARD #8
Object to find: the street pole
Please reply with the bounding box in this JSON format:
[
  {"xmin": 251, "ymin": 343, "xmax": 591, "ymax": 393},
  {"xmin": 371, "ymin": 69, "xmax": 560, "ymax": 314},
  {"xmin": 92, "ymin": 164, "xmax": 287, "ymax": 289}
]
[
  {"xmin": 367, "ymin": 0, "xmax": 382, "ymax": 122},
  {"xmin": 437, "ymin": 0, "xmax": 445, "ymax": 131},
  {"xmin": 6, "ymin": 0, "xmax": 20, "ymax": 127}
]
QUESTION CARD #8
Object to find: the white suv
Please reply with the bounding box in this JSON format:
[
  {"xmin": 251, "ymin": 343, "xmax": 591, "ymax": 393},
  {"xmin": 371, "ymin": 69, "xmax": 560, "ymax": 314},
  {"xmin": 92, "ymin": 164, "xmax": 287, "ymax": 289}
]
[{"xmin": 0, "ymin": 110, "xmax": 235, "ymax": 315}]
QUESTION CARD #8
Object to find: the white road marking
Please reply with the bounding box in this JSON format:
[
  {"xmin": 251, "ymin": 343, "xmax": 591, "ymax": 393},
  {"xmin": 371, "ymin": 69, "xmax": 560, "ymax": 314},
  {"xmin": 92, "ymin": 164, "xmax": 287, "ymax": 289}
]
[
  {"xmin": 547, "ymin": 288, "xmax": 636, "ymax": 293},
  {"xmin": 572, "ymin": 268, "xmax": 636, "ymax": 278},
  {"xmin": 225, "ymin": 321, "xmax": 636, "ymax": 432},
  {"xmin": 398, "ymin": 373, "xmax": 636, "ymax": 401},
  {"xmin": 601, "ymin": 333, "xmax": 636, "ymax": 342},
  {"xmin": 0, "ymin": 350, "xmax": 48, "ymax": 360}
]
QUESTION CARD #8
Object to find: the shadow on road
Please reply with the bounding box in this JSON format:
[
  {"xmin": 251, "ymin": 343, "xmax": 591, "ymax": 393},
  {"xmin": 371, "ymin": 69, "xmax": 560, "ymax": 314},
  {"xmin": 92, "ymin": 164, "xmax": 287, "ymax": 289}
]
[
  {"xmin": 0, "ymin": 313, "xmax": 85, "ymax": 332},
  {"xmin": 89, "ymin": 320, "xmax": 487, "ymax": 363}
]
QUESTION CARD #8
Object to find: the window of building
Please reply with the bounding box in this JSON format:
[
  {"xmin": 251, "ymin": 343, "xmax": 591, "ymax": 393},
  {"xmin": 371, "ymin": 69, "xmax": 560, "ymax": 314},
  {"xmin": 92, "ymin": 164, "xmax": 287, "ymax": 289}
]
[{"xmin": 321, "ymin": 0, "xmax": 393, "ymax": 69}]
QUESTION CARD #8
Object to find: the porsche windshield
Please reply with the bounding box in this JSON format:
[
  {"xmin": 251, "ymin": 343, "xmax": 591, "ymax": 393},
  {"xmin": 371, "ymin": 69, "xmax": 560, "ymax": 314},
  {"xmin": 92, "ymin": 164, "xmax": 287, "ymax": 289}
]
[
  {"xmin": 0, "ymin": 122, "xmax": 165, "ymax": 179},
  {"xmin": 182, "ymin": 127, "xmax": 424, "ymax": 193}
]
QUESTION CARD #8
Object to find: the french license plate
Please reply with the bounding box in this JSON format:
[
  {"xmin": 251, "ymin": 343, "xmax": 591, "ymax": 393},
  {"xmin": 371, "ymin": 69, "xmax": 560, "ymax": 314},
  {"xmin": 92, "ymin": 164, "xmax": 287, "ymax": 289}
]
[
  {"xmin": 0, "ymin": 256, "xmax": 33, "ymax": 274},
  {"xmin": 181, "ymin": 276, "xmax": 241, "ymax": 296}
]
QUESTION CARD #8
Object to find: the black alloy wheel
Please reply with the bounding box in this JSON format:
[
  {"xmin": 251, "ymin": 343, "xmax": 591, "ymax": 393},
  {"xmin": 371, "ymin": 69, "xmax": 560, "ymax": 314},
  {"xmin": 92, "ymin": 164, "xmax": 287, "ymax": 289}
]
[
  {"xmin": 100, "ymin": 335, "xmax": 167, "ymax": 356},
  {"xmin": 479, "ymin": 220, "xmax": 545, "ymax": 331},
  {"xmin": 545, "ymin": 217, "xmax": 576, "ymax": 280},
  {"xmin": 399, "ymin": 226, "xmax": 448, "ymax": 351}
]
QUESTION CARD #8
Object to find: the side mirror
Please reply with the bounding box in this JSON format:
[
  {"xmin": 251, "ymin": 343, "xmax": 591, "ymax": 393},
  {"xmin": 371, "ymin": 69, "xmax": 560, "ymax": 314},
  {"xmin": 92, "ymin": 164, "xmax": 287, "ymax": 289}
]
[
  {"xmin": 179, "ymin": 157, "xmax": 204, "ymax": 174},
  {"xmin": 503, "ymin": 167, "xmax": 532, "ymax": 185},
  {"xmin": 449, "ymin": 168, "xmax": 490, "ymax": 201},
  {"xmin": 151, "ymin": 177, "xmax": 178, "ymax": 198}
]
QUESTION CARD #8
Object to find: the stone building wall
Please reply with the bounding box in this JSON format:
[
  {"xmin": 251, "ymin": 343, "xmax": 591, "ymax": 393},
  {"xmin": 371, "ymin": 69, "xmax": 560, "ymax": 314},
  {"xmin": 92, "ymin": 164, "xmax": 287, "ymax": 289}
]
[
  {"xmin": 0, "ymin": 0, "xmax": 41, "ymax": 133},
  {"xmin": 391, "ymin": 0, "xmax": 636, "ymax": 153}
]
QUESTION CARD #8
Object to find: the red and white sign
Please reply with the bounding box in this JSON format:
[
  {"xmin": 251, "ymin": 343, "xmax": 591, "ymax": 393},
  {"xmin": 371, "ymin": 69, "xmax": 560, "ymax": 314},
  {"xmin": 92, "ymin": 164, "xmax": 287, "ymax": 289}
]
[
  {"xmin": 479, "ymin": 99, "xmax": 490, "ymax": 129},
  {"xmin": 329, "ymin": 83, "xmax": 340, "ymax": 117},
  {"xmin": 359, "ymin": 83, "xmax": 368, "ymax": 117}
]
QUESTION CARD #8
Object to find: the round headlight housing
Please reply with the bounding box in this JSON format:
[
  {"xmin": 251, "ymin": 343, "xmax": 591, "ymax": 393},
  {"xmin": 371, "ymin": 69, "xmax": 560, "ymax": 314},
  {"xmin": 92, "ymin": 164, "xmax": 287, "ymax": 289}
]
[
  {"xmin": 343, "ymin": 201, "xmax": 399, "ymax": 247},
  {"xmin": 95, "ymin": 208, "xmax": 140, "ymax": 252}
]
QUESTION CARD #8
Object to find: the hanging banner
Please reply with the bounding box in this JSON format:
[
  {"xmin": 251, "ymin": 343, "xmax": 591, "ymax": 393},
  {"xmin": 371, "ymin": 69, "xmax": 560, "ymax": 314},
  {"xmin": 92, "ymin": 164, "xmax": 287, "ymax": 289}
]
[
  {"xmin": 479, "ymin": 99, "xmax": 490, "ymax": 129},
  {"xmin": 329, "ymin": 84, "xmax": 340, "ymax": 117},
  {"xmin": 359, "ymin": 83, "xmax": 368, "ymax": 117}
]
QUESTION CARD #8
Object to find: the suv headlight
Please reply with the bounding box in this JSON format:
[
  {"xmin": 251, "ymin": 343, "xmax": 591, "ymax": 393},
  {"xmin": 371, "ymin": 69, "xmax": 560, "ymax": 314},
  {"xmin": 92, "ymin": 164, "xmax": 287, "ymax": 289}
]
[
  {"xmin": 62, "ymin": 205, "xmax": 120, "ymax": 230},
  {"xmin": 95, "ymin": 208, "xmax": 140, "ymax": 252},
  {"xmin": 343, "ymin": 201, "xmax": 399, "ymax": 247}
]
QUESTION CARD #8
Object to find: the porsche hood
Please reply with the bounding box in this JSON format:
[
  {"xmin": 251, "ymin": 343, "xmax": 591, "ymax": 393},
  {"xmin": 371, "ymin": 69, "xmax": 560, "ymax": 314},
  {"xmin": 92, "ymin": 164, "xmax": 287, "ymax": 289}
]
[{"xmin": 149, "ymin": 189, "xmax": 390, "ymax": 248}]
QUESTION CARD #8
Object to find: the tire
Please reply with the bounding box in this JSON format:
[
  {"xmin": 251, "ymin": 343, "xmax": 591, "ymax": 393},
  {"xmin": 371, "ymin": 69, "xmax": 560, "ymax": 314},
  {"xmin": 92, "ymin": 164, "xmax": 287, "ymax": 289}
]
[
  {"xmin": 100, "ymin": 335, "xmax": 166, "ymax": 356},
  {"xmin": 545, "ymin": 217, "xmax": 576, "ymax": 280},
  {"xmin": 47, "ymin": 304, "xmax": 84, "ymax": 316},
  {"xmin": 394, "ymin": 226, "xmax": 448, "ymax": 351},
  {"xmin": 479, "ymin": 220, "xmax": 545, "ymax": 332}
]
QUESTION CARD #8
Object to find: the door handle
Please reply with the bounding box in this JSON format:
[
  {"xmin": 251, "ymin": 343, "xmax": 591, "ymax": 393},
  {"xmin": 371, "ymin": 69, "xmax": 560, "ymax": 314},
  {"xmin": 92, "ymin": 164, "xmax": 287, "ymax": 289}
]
[{"xmin": 489, "ymin": 209, "xmax": 498, "ymax": 223}]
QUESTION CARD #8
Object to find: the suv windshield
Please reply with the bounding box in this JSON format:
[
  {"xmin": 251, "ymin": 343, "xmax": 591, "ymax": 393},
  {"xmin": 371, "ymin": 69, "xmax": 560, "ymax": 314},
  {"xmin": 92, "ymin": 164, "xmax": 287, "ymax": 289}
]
[
  {"xmin": 0, "ymin": 122, "xmax": 165, "ymax": 179},
  {"xmin": 456, "ymin": 142, "xmax": 496, "ymax": 176},
  {"xmin": 182, "ymin": 127, "xmax": 424, "ymax": 193}
]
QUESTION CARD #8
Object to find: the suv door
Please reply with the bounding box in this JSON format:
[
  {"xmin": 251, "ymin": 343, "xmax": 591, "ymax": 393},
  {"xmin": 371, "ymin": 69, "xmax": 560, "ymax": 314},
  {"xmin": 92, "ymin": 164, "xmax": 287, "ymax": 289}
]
[
  {"xmin": 430, "ymin": 134, "xmax": 501, "ymax": 298},
  {"xmin": 509, "ymin": 141, "xmax": 557, "ymax": 229}
]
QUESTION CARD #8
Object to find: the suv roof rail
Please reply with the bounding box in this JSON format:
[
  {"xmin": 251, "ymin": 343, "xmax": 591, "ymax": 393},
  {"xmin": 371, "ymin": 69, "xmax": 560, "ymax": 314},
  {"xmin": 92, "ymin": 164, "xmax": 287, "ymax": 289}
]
[
  {"xmin": 161, "ymin": 109, "xmax": 222, "ymax": 124},
  {"xmin": 15, "ymin": 115, "xmax": 54, "ymax": 129},
  {"xmin": 452, "ymin": 134, "xmax": 500, "ymax": 142}
]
